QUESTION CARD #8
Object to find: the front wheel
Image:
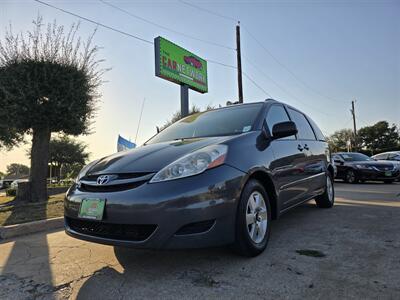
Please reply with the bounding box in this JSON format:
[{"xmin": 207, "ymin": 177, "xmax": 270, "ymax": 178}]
[
  {"xmin": 234, "ymin": 179, "xmax": 271, "ymax": 257},
  {"xmin": 345, "ymin": 169, "xmax": 358, "ymax": 184},
  {"xmin": 315, "ymin": 174, "xmax": 335, "ymax": 208},
  {"xmin": 384, "ymin": 180, "xmax": 394, "ymax": 184}
]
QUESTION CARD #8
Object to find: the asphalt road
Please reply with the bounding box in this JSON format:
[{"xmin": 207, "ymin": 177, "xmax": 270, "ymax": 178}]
[{"xmin": 0, "ymin": 182, "xmax": 399, "ymax": 299}]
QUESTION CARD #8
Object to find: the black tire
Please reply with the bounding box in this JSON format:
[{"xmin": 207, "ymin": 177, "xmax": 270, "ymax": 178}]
[
  {"xmin": 315, "ymin": 173, "xmax": 335, "ymax": 208},
  {"xmin": 384, "ymin": 180, "xmax": 394, "ymax": 184},
  {"xmin": 234, "ymin": 179, "xmax": 271, "ymax": 257},
  {"xmin": 345, "ymin": 169, "xmax": 358, "ymax": 184}
]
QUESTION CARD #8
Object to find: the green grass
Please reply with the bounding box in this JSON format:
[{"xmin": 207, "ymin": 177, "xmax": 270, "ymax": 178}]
[{"xmin": 0, "ymin": 193, "xmax": 65, "ymax": 226}]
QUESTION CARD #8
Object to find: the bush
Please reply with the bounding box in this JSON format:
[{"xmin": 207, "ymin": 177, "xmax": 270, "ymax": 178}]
[{"xmin": 6, "ymin": 188, "xmax": 16, "ymax": 197}]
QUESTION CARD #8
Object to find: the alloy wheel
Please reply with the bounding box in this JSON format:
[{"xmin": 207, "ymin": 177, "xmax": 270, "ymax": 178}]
[
  {"xmin": 346, "ymin": 170, "xmax": 356, "ymax": 183},
  {"xmin": 327, "ymin": 176, "xmax": 334, "ymax": 202},
  {"xmin": 246, "ymin": 191, "xmax": 268, "ymax": 244}
]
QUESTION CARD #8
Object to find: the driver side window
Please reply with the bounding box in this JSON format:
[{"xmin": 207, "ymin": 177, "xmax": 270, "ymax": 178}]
[{"xmin": 266, "ymin": 105, "xmax": 295, "ymax": 140}]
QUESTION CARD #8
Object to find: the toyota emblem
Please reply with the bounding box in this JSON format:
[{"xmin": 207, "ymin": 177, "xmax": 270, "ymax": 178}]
[{"xmin": 97, "ymin": 175, "xmax": 110, "ymax": 185}]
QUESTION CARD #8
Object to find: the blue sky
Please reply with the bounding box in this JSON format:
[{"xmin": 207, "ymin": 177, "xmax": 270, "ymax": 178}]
[{"xmin": 0, "ymin": 0, "xmax": 399, "ymax": 171}]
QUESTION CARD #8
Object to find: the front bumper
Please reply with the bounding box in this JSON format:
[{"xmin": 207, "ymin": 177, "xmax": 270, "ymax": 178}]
[
  {"xmin": 356, "ymin": 168, "xmax": 400, "ymax": 181},
  {"xmin": 64, "ymin": 165, "xmax": 245, "ymax": 249}
]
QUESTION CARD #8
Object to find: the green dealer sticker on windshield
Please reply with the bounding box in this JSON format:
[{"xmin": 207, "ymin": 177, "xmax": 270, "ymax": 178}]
[{"xmin": 78, "ymin": 198, "xmax": 106, "ymax": 220}]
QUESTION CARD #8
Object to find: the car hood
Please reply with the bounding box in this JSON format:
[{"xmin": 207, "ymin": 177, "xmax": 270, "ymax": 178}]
[{"xmin": 85, "ymin": 136, "xmax": 235, "ymax": 175}]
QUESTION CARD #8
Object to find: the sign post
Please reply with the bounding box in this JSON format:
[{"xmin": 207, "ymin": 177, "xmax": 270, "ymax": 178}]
[
  {"xmin": 155, "ymin": 37, "xmax": 208, "ymax": 117},
  {"xmin": 180, "ymin": 84, "xmax": 189, "ymax": 117}
]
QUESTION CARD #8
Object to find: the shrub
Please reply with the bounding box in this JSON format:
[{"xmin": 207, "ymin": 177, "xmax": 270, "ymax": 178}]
[{"xmin": 6, "ymin": 188, "xmax": 16, "ymax": 197}]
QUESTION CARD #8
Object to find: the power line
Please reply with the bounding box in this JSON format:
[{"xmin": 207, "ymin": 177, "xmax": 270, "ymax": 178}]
[
  {"xmin": 243, "ymin": 72, "xmax": 272, "ymax": 98},
  {"xmin": 241, "ymin": 25, "xmax": 348, "ymax": 104},
  {"xmin": 242, "ymin": 54, "xmax": 333, "ymax": 117},
  {"xmin": 33, "ymin": 0, "xmax": 153, "ymax": 45},
  {"xmin": 178, "ymin": 0, "xmax": 347, "ymax": 105},
  {"xmin": 179, "ymin": 0, "xmax": 238, "ymax": 23},
  {"xmin": 34, "ymin": 0, "xmax": 272, "ymax": 100},
  {"xmin": 99, "ymin": 0, "xmax": 235, "ymax": 51}
]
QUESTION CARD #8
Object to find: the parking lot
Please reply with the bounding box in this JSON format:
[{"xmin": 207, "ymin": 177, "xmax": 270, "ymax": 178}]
[{"xmin": 0, "ymin": 182, "xmax": 399, "ymax": 299}]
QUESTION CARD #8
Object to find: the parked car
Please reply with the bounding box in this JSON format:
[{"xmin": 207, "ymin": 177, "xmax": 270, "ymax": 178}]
[
  {"xmin": 332, "ymin": 152, "xmax": 400, "ymax": 183},
  {"xmin": 10, "ymin": 179, "xmax": 29, "ymax": 189},
  {"xmin": 65, "ymin": 100, "xmax": 335, "ymax": 257},
  {"xmin": 371, "ymin": 151, "xmax": 400, "ymax": 162},
  {"xmin": 0, "ymin": 179, "xmax": 14, "ymax": 190}
]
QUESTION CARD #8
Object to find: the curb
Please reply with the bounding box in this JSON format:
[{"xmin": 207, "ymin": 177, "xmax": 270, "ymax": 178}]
[{"xmin": 0, "ymin": 217, "xmax": 64, "ymax": 240}]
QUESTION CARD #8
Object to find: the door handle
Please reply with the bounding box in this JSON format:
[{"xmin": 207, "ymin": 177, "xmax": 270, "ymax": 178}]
[
  {"xmin": 303, "ymin": 144, "xmax": 309, "ymax": 151},
  {"xmin": 297, "ymin": 144, "xmax": 304, "ymax": 151}
]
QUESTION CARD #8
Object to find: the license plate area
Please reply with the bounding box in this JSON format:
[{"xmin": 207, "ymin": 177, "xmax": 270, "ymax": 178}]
[
  {"xmin": 385, "ymin": 171, "xmax": 392, "ymax": 177},
  {"xmin": 78, "ymin": 198, "xmax": 106, "ymax": 220}
]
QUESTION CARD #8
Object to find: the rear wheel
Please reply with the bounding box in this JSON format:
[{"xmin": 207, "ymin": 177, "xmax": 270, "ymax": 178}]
[
  {"xmin": 315, "ymin": 173, "xmax": 335, "ymax": 208},
  {"xmin": 234, "ymin": 179, "xmax": 271, "ymax": 257},
  {"xmin": 345, "ymin": 169, "xmax": 358, "ymax": 184}
]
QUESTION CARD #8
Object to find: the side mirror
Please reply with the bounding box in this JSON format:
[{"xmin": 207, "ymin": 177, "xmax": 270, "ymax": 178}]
[
  {"xmin": 334, "ymin": 159, "xmax": 344, "ymax": 165},
  {"xmin": 272, "ymin": 121, "xmax": 297, "ymax": 139}
]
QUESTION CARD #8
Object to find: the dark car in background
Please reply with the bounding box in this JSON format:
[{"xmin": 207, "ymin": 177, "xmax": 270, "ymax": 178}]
[
  {"xmin": 65, "ymin": 99, "xmax": 335, "ymax": 257},
  {"xmin": 333, "ymin": 152, "xmax": 400, "ymax": 183}
]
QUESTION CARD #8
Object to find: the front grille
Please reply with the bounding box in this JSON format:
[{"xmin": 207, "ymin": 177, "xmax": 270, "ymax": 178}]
[
  {"xmin": 66, "ymin": 217, "xmax": 157, "ymax": 241},
  {"xmin": 79, "ymin": 180, "xmax": 146, "ymax": 193},
  {"xmin": 373, "ymin": 165, "xmax": 393, "ymax": 171},
  {"xmin": 83, "ymin": 172, "xmax": 152, "ymax": 181},
  {"xmin": 175, "ymin": 220, "xmax": 215, "ymax": 235}
]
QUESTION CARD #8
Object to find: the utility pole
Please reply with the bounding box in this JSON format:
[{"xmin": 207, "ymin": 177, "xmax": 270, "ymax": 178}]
[
  {"xmin": 351, "ymin": 100, "xmax": 357, "ymax": 150},
  {"xmin": 236, "ymin": 22, "xmax": 243, "ymax": 103}
]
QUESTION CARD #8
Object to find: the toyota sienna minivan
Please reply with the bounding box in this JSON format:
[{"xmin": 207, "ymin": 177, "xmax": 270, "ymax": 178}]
[{"xmin": 65, "ymin": 99, "xmax": 335, "ymax": 257}]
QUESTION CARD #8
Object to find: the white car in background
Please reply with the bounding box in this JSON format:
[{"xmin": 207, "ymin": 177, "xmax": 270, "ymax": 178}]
[{"xmin": 10, "ymin": 179, "xmax": 29, "ymax": 189}]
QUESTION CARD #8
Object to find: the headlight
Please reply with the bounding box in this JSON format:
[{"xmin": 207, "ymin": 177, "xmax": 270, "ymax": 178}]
[
  {"xmin": 355, "ymin": 164, "xmax": 372, "ymax": 169},
  {"xmin": 76, "ymin": 159, "xmax": 100, "ymax": 182},
  {"xmin": 150, "ymin": 144, "xmax": 228, "ymax": 183}
]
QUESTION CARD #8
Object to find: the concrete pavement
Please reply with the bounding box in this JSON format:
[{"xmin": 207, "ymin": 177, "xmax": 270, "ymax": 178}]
[{"xmin": 0, "ymin": 182, "xmax": 399, "ymax": 299}]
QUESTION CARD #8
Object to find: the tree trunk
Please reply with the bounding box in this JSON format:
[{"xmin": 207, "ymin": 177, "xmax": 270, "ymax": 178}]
[{"xmin": 30, "ymin": 127, "xmax": 51, "ymax": 202}]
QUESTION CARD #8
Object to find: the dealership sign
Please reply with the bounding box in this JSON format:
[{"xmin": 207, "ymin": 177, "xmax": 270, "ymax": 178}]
[{"xmin": 155, "ymin": 37, "xmax": 208, "ymax": 93}]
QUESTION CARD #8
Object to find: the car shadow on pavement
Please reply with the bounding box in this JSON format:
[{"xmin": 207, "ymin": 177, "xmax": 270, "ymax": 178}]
[
  {"xmin": 74, "ymin": 198, "xmax": 400, "ymax": 299},
  {"xmin": 75, "ymin": 203, "xmax": 325, "ymax": 299},
  {"xmin": 0, "ymin": 201, "xmax": 55, "ymax": 299}
]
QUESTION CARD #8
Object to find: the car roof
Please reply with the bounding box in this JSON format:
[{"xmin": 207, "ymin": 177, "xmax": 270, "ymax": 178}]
[{"xmin": 372, "ymin": 151, "xmax": 400, "ymax": 155}]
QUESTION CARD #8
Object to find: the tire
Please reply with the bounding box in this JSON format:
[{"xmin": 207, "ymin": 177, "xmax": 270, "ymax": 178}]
[
  {"xmin": 345, "ymin": 169, "xmax": 358, "ymax": 184},
  {"xmin": 234, "ymin": 179, "xmax": 271, "ymax": 257},
  {"xmin": 315, "ymin": 173, "xmax": 335, "ymax": 208},
  {"xmin": 384, "ymin": 180, "xmax": 394, "ymax": 184}
]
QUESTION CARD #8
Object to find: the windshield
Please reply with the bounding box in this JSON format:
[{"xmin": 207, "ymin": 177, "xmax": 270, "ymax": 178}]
[
  {"xmin": 340, "ymin": 153, "xmax": 373, "ymax": 162},
  {"xmin": 146, "ymin": 103, "xmax": 263, "ymax": 144}
]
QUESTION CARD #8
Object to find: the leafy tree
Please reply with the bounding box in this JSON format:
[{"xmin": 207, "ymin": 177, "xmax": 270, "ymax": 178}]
[
  {"xmin": 6, "ymin": 163, "xmax": 30, "ymax": 177},
  {"xmin": 327, "ymin": 129, "xmax": 355, "ymax": 152},
  {"xmin": 48, "ymin": 135, "xmax": 89, "ymax": 179},
  {"xmin": 358, "ymin": 121, "xmax": 400, "ymax": 154},
  {"xmin": 160, "ymin": 104, "xmax": 215, "ymax": 131},
  {"xmin": 0, "ymin": 171, "xmax": 4, "ymax": 178},
  {"xmin": 0, "ymin": 17, "xmax": 105, "ymax": 202}
]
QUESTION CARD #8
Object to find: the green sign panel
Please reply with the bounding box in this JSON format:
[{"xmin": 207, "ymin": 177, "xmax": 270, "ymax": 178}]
[{"xmin": 155, "ymin": 36, "xmax": 208, "ymax": 93}]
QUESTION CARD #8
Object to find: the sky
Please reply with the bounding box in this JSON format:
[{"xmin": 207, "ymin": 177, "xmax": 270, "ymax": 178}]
[{"xmin": 0, "ymin": 0, "xmax": 399, "ymax": 172}]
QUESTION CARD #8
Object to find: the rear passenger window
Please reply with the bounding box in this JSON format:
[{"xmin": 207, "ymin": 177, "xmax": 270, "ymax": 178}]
[{"xmin": 287, "ymin": 108, "xmax": 316, "ymax": 140}]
